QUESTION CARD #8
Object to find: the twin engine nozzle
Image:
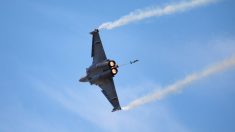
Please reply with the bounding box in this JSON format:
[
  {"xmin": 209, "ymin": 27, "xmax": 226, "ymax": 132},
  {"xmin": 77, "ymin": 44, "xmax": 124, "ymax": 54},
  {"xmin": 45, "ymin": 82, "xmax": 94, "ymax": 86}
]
[{"xmin": 108, "ymin": 60, "xmax": 118, "ymax": 75}]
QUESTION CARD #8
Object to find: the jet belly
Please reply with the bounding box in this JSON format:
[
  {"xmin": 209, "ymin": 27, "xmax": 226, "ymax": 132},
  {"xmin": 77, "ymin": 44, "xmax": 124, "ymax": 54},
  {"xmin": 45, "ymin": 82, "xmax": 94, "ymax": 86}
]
[
  {"xmin": 89, "ymin": 70, "xmax": 113, "ymax": 84},
  {"xmin": 87, "ymin": 63, "xmax": 112, "ymax": 84},
  {"xmin": 87, "ymin": 61, "xmax": 110, "ymax": 73}
]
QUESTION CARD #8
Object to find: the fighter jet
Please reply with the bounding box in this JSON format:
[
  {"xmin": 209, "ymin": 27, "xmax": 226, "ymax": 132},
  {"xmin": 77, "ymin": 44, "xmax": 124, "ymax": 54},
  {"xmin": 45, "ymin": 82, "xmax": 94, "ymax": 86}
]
[
  {"xmin": 130, "ymin": 59, "xmax": 139, "ymax": 64},
  {"xmin": 79, "ymin": 29, "xmax": 121, "ymax": 112}
]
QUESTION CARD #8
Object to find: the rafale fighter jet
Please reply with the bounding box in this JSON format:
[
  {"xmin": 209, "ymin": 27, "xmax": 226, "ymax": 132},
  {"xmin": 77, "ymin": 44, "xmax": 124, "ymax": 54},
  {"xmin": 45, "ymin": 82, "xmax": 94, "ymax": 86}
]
[{"xmin": 79, "ymin": 29, "xmax": 121, "ymax": 112}]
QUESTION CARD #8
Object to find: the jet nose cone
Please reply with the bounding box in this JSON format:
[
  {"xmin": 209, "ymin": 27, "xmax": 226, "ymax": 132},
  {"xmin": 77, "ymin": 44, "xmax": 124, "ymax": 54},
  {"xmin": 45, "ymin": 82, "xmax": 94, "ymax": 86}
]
[{"xmin": 79, "ymin": 76, "xmax": 88, "ymax": 82}]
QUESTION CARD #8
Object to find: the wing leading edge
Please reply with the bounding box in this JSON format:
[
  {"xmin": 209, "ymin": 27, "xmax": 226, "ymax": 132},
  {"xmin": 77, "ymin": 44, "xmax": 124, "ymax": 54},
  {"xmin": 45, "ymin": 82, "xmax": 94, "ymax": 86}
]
[
  {"xmin": 91, "ymin": 29, "xmax": 107, "ymax": 64},
  {"xmin": 99, "ymin": 78, "xmax": 121, "ymax": 112}
]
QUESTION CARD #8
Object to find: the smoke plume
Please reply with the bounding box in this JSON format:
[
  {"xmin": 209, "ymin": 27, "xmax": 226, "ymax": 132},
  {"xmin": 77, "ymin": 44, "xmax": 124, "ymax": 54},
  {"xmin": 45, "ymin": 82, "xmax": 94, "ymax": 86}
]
[
  {"xmin": 122, "ymin": 56, "xmax": 235, "ymax": 110},
  {"xmin": 98, "ymin": 0, "xmax": 216, "ymax": 30}
]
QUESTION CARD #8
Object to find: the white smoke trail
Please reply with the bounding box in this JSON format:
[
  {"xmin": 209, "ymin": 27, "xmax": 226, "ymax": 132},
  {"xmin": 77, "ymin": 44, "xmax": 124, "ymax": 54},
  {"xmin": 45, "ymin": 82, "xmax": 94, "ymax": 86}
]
[
  {"xmin": 122, "ymin": 55, "xmax": 235, "ymax": 110},
  {"xmin": 98, "ymin": 0, "xmax": 217, "ymax": 30}
]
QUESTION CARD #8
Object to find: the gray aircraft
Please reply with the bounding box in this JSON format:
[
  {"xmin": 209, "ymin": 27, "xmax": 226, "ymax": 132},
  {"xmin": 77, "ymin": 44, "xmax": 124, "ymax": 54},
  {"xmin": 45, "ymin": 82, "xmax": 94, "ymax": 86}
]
[{"xmin": 79, "ymin": 29, "xmax": 121, "ymax": 112}]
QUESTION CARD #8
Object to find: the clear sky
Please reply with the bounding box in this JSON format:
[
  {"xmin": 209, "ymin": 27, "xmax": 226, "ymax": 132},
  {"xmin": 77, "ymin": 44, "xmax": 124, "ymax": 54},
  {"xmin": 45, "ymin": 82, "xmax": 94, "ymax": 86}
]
[{"xmin": 1, "ymin": 0, "xmax": 235, "ymax": 132}]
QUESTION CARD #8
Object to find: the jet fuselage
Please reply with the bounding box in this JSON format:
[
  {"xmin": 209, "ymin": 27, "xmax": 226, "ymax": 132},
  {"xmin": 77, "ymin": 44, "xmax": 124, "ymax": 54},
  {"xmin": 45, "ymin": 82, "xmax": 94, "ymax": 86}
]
[{"xmin": 79, "ymin": 60, "xmax": 118, "ymax": 85}]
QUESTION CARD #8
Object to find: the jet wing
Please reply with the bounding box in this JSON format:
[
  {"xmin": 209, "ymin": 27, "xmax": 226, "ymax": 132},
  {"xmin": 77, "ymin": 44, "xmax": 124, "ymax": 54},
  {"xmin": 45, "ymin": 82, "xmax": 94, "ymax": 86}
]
[
  {"xmin": 90, "ymin": 29, "xmax": 107, "ymax": 64},
  {"xmin": 98, "ymin": 78, "xmax": 121, "ymax": 112}
]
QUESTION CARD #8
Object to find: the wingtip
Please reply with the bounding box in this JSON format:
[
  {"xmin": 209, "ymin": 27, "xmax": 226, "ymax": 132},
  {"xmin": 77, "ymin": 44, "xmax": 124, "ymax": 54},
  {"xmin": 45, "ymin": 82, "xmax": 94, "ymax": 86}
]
[
  {"xmin": 111, "ymin": 107, "xmax": 122, "ymax": 112},
  {"xmin": 90, "ymin": 29, "xmax": 99, "ymax": 35}
]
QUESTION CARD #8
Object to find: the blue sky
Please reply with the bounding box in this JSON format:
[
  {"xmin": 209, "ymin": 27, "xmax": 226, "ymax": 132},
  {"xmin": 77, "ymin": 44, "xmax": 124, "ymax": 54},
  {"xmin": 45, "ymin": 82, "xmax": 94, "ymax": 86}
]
[{"xmin": 1, "ymin": 0, "xmax": 235, "ymax": 132}]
